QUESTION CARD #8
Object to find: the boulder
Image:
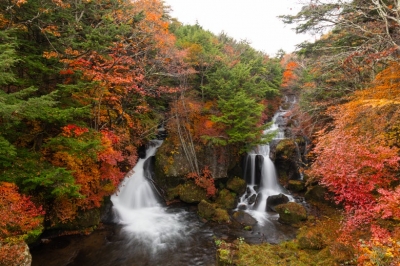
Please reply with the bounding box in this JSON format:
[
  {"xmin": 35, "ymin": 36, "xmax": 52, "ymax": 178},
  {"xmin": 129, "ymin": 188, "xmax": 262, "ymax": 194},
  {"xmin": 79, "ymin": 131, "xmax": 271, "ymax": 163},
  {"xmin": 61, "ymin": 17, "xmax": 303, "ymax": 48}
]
[
  {"xmin": 226, "ymin": 177, "xmax": 246, "ymax": 195},
  {"xmin": 198, "ymin": 200, "xmax": 230, "ymax": 224},
  {"xmin": 177, "ymin": 181, "xmax": 208, "ymax": 204},
  {"xmin": 247, "ymin": 194, "xmax": 257, "ymax": 205},
  {"xmin": 275, "ymin": 202, "xmax": 307, "ymax": 225},
  {"xmin": 232, "ymin": 211, "xmax": 257, "ymax": 226},
  {"xmin": 216, "ymin": 189, "xmax": 237, "ymax": 209},
  {"xmin": 0, "ymin": 241, "xmax": 32, "ymax": 266},
  {"xmin": 266, "ymin": 193, "xmax": 289, "ymax": 212}
]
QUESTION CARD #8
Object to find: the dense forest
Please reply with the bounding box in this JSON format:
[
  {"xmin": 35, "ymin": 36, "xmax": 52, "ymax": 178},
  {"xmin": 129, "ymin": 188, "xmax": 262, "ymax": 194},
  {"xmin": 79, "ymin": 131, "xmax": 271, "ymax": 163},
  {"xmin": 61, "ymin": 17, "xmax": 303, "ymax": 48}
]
[{"xmin": 0, "ymin": 0, "xmax": 399, "ymax": 265}]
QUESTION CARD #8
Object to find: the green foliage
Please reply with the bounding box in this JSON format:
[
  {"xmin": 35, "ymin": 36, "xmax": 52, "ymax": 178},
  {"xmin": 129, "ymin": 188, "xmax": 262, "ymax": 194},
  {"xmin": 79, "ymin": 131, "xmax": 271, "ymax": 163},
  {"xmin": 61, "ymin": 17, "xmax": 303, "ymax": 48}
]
[
  {"xmin": 0, "ymin": 136, "xmax": 16, "ymax": 167},
  {"xmin": 210, "ymin": 91, "xmax": 266, "ymax": 147},
  {"xmin": 45, "ymin": 133, "xmax": 102, "ymax": 159},
  {"xmin": 0, "ymin": 149, "xmax": 81, "ymax": 199},
  {"xmin": 22, "ymin": 167, "xmax": 82, "ymax": 198},
  {"xmin": 0, "ymin": 31, "xmax": 18, "ymax": 85}
]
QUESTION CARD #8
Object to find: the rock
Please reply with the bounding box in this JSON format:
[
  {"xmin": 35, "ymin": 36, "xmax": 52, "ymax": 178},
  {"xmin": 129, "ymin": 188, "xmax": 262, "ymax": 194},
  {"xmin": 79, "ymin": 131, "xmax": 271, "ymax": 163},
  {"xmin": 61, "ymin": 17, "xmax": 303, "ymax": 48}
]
[
  {"xmin": 275, "ymin": 202, "xmax": 307, "ymax": 225},
  {"xmin": 247, "ymin": 194, "xmax": 257, "ymax": 205},
  {"xmin": 288, "ymin": 180, "xmax": 305, "ymax": 192},
  {"xmin": 177, "ymin": 181, "xmax": 208, "ymax": 204},
  {"xmin": 0, "ymin": 241, "xmax": 32, "ymax": 266},
  {"xmin": 266, "ymin": 193, "xmax": 289, "ymax": 212},
  {"xmin": 254, "ymin": 155, "xmax": 264, "ymax": 185},
  {"xmin": 51, "ymin": 208, "xmax": 101, "ymax": 231},
  {"xmin": 273, "ymin": 139, "xmax": 301, "ymax": 185},
  {"xmin": 226, "ymin": 177, "xmax": 246, "ymax": 195},
  {"xmin": 237, "ymin": 204, "xmax": 247, "ymax": 210},
  {"xmin": 137, "ymin": 144, "xmax": 147, "ymax": 159},
  {"xmin": 216, "ymin": 189, "xmax": 237, "ymax": 209},
  {"xmin": 154, "ymin": 138, "xmax": 238, "ymax": 186},
  {"xmin": 198, "ymin": 200, "xmax": 215, "ymax": 220},
  {"xmin": 213, "ymin": 208, "xmax": 230, "ymax": 224},
  {"xmin": 232, "ymin": 211, "xmax": 257, "ymax": 226},
  {"xmin": 198, "ymin": 200, "xmax": 230, "ymax": 223}
]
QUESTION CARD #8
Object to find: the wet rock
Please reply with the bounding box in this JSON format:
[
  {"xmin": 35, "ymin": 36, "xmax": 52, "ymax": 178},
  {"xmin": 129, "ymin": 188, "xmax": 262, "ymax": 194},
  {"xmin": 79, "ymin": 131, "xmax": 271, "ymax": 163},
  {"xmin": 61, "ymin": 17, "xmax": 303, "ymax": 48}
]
[
  {"xmin": 247, "ymin": 194, "xmax": 257, "ymax": 205},
  {"xmin": 137, "ymin": 144, "xmax": 146, "ymax": 159},
  {"xmin": 275, "ymin": 202, "xmax": 307, "ymax": 225},
  {"xmin": 226, "ymin": 177, "xmax": 246, "ymax": 195},
  {"xmin": 232, "ymin": 211, "xmax": 257, "ymax": 226},
  {"xmin": 266, "ymin": 193, "xmax": 289, "ymax": 212},
  {"xmin": 288, "ymin": 180, "xmax": 305, "ymax": 192},
  {"xmin": 254, "ymin": 155, "xmax": 264, "ymax": 185},
  {"xmin": 237, "ymin": 204, "xmax": 247, "ymax": 210}
]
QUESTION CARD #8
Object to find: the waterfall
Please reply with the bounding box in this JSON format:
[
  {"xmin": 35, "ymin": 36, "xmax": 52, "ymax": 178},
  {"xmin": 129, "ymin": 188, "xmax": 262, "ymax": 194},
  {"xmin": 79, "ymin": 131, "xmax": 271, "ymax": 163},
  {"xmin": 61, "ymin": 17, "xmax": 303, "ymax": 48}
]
[
  {"xmin": 111, "ymin": 140, "xmax": 189, "ymax": 254},
  {"xmin": 236, "ymin": 111, "xmax": 292, "ymax": 224}
]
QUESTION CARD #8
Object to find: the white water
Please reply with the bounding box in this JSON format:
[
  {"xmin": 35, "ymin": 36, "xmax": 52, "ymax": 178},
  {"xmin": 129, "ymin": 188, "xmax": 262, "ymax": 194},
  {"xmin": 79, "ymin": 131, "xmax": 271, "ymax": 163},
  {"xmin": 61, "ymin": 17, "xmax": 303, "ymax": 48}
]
[
  {"xmin": 237, "ymin": 111, "xmax": 292, "ymax": 225},
  {"xmin": 111, "ymin": 140, "xmax": 189, "ymax": 254}
]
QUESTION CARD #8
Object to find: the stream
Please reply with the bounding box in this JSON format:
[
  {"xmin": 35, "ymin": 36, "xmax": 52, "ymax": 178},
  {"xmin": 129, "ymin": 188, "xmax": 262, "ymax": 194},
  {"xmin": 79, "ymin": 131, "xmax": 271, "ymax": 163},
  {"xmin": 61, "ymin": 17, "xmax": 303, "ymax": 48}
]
[{"xmin": 31, "ymin": 108, "xmax": 299, "ymax": 266}]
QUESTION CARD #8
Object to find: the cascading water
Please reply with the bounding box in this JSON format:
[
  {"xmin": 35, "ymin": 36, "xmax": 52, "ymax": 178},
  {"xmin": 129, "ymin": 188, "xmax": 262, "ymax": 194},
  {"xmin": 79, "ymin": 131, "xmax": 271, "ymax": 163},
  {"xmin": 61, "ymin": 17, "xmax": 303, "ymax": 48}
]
[
  {"xmin": 237, "ymin": 111, "xmax": 292, "ymax": 225},
  {"xmin": 111, "ymin": 140, "xmax": 190, "ymax": 255}
]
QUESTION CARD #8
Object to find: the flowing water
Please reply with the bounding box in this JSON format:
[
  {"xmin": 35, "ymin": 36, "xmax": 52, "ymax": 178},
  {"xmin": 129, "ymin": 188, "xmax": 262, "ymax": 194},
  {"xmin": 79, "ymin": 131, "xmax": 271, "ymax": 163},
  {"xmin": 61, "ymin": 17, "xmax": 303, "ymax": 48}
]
[
  {"xmin": 237, "ymin": 111, "xmax": 293, "ymax": 225},
  {"xmin": 31, "ymin": 113, "xmax": 299, "ymax": 266}
]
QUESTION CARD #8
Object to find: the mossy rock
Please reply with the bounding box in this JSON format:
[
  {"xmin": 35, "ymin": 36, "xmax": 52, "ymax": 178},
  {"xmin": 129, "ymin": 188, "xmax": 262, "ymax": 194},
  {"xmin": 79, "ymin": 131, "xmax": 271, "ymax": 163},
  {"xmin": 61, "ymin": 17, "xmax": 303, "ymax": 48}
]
[
  {"xmin": 216, "ymin": 189, "xmax": 237, "ymax": 209},
  {"xmin": 177, "ymin": 181, "xmax": 208, "ymax": 204},
  {"xmin": 232, "ymin": 211, "xmax": 257, "ymax": 226},
  {"xmin": 275, "ymin": 202, "xmax": 307, "ymax": 225},
  {"xmin": 226, "ymin": 176, "xmax": 246, "ymax": 195},
  {"xmin": 166, "ymin": 185, "xmax": 181, "ymax": 201},
  {"xmin": 198, "ymin": 200, "xmax": 230, "ymax": 223},
  {"xmin": 50, "ymin": 208, "xmax": 101, "ymax": 231},
  {"xmin": 214, "ymin": 208, "xmax": 230, "ymax": 224},
  {"xmin": 288, "ymin": 180, "xmax": 305, "ymax": 192},
  {"xmin": 198, "ymin": 200, "xmax": 215, "ymax": 220}
]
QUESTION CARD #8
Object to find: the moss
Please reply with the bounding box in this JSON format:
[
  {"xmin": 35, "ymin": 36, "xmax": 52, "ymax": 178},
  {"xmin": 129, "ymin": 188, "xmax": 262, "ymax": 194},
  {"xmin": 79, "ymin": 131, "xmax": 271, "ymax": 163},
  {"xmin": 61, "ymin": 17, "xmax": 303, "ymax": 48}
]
[
  {"xmin": 288, "ymin": 180, "xmax": 306, "ymax": 192},
  {"xmin": 166, "ymin": 185, "xmax": 181, "ymax": 201},
  {"xmin": 227, "ymin": 203, "xmax": 345, "ymax": 266},
  {"xmin": 50, "ymin": 208, "xmax": 101, "ymax": 231},
  {"xmin": 198, "ymin": 200, "xmax": 215, "ymax": 220},
  {"xmin": 178, "ymin": 181, "xmax": 208, "ymax": 204},
  {"xmin": 198, "ymin": 200, "xmax": 231, "ymax": 223},
  {"xmin": 216, "ymin": 189, "xmax": 237, "ymax": 209},
  {"xmin": 214, "ymin": 208, "xmax": 230, "ymax": 224},
  {"xmin": 276, "ymin": 202, "xmax": 307, "ymax": 225},
  {"xmin": 226, "ymin": 176, "xmax": 246, "ymax": 194}
]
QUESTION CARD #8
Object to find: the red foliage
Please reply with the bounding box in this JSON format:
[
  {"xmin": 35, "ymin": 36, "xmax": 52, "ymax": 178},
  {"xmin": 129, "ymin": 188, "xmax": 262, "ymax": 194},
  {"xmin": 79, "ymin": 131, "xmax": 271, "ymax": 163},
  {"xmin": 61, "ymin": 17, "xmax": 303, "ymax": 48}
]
[
  {"xmin": 186, "ymin": 166, "xmax": 217, "ymax": 197},
  {"xmin": 62, "ymin": 124, "xmax": 89, "ymax": 137},
  {"xmin": 0, "ymin": 182, "xmax": 44, "ymax": 239},
  {"xmin": 308, "ymin": 64, "xmax": 400, "ymax": 238},
  {"xmin": 98, "ymin": 130, "xmax": 125, "ymax": 187}
]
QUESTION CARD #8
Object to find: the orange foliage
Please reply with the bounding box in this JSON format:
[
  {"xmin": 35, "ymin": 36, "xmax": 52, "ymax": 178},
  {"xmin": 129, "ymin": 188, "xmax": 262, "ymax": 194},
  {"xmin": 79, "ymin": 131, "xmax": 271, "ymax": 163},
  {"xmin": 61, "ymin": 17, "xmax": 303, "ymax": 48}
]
[
  {"xmin": 186, "ymin": 166, "xmax": 217, "ymax": 197},
  {"xmin": 0, "ymin": 182, "xmax": 43, "ymax": 239},
  {"xmin": 281, "ymin": 61, "xmax": 299, "ymax": 88},
  {"xmin": 308, "ymin": 62, "xmax": 400, "ymax": 242}
]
